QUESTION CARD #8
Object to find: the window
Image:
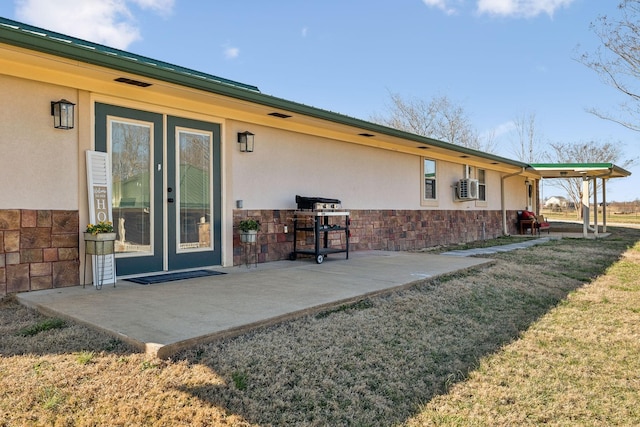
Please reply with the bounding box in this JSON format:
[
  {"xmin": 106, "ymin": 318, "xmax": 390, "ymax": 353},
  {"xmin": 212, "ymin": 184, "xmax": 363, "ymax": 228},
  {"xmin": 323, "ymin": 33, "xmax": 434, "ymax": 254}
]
[
  {"xmin": 423, "ymin": 159, "xmax": 436, "ymax": 200},
  {"xmin": 478, "ymin": 169, "xmax": 486, "ymax": 201},
  {"xmin": 465, "ymin": 165, "xmax": 487, "ymax": 205}
]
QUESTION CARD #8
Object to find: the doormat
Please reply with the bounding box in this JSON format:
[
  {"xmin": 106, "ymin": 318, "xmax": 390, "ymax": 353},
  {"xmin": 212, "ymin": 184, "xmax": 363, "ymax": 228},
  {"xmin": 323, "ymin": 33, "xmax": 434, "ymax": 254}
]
[{"xmin": 125, "ymin": 270, "xmax": 226, "ymax": 285}]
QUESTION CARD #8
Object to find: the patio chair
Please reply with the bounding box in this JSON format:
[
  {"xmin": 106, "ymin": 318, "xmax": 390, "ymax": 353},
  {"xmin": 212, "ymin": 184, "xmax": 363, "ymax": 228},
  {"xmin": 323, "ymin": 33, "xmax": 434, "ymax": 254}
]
[
  {"xmin": 536, "ymin": 215, "xmax": 551, "ymax": 234},
  {"xmin": 517, "ymin": 210, "xmax": 537, "ymax": 235}
]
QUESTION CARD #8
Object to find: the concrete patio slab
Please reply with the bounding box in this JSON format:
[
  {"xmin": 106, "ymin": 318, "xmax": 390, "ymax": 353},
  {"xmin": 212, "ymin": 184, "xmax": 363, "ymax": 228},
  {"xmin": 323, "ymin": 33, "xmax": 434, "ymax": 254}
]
[{"xmin": 16, "ymin": 251, "xmax": 492, "ymax": 358}]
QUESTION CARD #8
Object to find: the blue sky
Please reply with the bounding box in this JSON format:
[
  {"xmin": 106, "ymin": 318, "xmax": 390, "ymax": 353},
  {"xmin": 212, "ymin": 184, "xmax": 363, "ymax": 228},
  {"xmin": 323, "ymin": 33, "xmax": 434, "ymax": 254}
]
[{"xmin": 2, "ymin": 0, "xmax": 639, "ymax": 201}]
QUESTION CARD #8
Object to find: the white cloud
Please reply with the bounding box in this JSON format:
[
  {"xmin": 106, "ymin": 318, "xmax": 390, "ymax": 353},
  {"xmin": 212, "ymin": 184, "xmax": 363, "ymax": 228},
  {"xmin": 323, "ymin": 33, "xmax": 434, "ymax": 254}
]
[
  {"xmin": 492, "ymin": 120, "xmax": 516, "ymax": 138},
  {"xmin": 14, "ymin": 0, "xmax": 174, "ymax": 49},
  {"xmin": 223, "ymin": 46, "xmax": 239, "ymax": 59},
  {"xmin": 422, "ymin": 0, "xmax": 458, "ymax": 15},
  {"xmin": 421, "ymin": 0, "xmax": 575, "ymax": 18},
  {"xmin": 131, "ymin": 0, "xmax": 174, "ymax": 16},
  {"xmin": 476, "ymin": 0, "xmax": 575, "ymax": 18}
]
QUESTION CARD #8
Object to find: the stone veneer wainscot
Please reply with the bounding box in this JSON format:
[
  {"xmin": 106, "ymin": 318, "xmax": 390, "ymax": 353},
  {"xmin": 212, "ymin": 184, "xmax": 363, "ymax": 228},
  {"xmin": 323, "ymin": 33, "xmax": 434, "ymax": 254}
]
[
  {"xmin": 233, "ymin": 209, "xmax": 518, "ymax": 266},
  {"xmin": 0, "ymin": 209, "xmax": 79, "ymax": 297}
]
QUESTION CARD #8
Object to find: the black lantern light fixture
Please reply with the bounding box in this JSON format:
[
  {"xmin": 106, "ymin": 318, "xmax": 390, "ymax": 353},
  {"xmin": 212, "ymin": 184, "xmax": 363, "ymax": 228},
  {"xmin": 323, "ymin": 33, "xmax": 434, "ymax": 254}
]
[
  {"xmin": 51, "ymin": 99, "xmax": 75, "ymax": 129},
  {"xmin": 237, "ymin": 131, "xmax": 255, "ymax": 152}
]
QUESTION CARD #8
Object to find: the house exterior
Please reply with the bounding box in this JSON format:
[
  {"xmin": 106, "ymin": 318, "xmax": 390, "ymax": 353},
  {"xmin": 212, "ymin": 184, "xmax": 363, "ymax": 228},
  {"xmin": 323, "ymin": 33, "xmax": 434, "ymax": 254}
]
[
  {"xmin": 544, "ymin": 196, "xmax": 571, "ymax": 210},
  {"xmin": 0, "ymin": 17, "xmax": 541, "ymax": 296}
]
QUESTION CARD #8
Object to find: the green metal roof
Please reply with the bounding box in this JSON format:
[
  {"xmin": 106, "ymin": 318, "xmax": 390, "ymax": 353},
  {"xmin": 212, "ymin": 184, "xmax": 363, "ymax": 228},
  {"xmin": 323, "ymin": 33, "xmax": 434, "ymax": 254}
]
[
  {"xmin": 0, "ymin": 16, "xmax": 530, "ymax": 170},
  {"xmin": 0, "ymin": 17, "xmax": 260, "ymax": 92}
]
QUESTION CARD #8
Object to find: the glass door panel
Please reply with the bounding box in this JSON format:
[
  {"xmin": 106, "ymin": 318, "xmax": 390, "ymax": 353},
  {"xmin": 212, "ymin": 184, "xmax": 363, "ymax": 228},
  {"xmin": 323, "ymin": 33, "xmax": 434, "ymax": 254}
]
[
  {"xmin": 176, "ymin": 128, "xmax": 213, "ymax": 251},
  {"xmin": 109, "ymin": 119, "xmax": 153, "ymax": 256}
]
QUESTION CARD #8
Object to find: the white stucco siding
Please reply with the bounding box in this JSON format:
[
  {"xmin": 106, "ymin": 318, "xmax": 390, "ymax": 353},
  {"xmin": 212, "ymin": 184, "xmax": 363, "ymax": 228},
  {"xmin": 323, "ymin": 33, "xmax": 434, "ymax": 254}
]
[
  {"xmin": 228, "ymin": 122, "xmax": 522, "ymax": 211},
  {"xmin": 0, "ymin": 75, "xmax": 78, "ymax": 209},
  {"xmin": 229, "ymin": 122, "xmax": 419, "ymax": 209},
  {"xmin": 504, "ymin": 175, "xmax": 530, "ymax": 211}
]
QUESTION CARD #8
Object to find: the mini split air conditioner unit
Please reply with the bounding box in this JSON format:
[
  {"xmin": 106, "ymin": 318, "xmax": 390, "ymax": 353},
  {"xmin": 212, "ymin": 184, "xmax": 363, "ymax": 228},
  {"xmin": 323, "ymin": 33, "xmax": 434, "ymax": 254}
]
[{"xmin": 456, "ymin": 178, "xmax": 479, "ymax": 201}]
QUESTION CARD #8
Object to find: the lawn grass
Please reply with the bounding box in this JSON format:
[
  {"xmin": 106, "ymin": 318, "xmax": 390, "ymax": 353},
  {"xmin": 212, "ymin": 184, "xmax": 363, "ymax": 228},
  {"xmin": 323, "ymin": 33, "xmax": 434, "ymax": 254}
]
[
  {"xmin": 406, "ymin": 234, "xmax": 640, "ymax": 426},
  {"xmin": 15, "ymin": 317, "xmax": 66, "ymax": 337},
  {"xmin": 543, "ymin": 209, "xmax": 640, "ymax": 225},
  {"xmin": 1, "ymin": 226, "xmax": 639, "ymax": 426}
]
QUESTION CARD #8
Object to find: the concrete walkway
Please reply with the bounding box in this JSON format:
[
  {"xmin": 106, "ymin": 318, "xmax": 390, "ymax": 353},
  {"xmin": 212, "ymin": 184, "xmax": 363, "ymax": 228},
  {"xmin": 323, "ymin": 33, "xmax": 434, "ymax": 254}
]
[
  {"xmin": 17, "ymin": 251, "xmax": 493, "ymax": 358},
  {"xmin": 441, "ymin": 230, "xmax": 611, "ymax": 257},
  {"xmin": 440, "ymin": 236, "xmax": 557, "ymax": 256}
]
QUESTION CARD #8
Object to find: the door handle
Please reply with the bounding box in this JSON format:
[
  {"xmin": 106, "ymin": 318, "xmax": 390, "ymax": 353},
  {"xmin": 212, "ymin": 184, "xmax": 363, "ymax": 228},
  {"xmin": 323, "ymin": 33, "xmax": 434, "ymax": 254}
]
[{"xmin": 167, "ymin": 187, "xmax": 173, "ymax": 193}]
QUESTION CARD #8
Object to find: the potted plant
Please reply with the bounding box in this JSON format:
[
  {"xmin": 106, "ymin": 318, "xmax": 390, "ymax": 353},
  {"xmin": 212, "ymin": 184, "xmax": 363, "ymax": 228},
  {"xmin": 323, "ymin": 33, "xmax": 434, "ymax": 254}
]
[
  {"xmin": 238, "ymin": 218, "xmax": 260, "ymax": 243},
  {"xmin": 84, "ymin": 220, "xmax": 116, "ymax": 255}
]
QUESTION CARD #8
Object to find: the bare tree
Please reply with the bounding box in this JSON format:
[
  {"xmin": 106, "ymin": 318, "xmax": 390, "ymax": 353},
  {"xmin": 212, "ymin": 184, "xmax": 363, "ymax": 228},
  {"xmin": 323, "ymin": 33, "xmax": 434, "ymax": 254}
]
[
  {"xmin": 579, "ymin": 0, "xmax": 640, "ymax": 131},
  {"xmin": 112, "ymin": 122, "xmax": 150, "ymax": 181},
  {"xmin": 510, "ymin": 112, "xmax": 542, "ymax": 163},
  {"xmin": 371, "ymin": 93, "xmax": 497, "ymax": 153},
  {"xmin": 546, "ymin": 140, "xmax": 634, "ymax": 216}
]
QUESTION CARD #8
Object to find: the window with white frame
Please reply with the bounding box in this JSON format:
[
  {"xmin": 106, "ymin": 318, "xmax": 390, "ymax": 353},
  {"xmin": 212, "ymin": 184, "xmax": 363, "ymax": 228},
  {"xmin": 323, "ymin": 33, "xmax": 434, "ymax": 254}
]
[
  {"xmin": 477, "ymin": 168, "xmax": 486, "ymax": 201},
  {"xmin": 465, "ymin": 165, "xmax": 487, "ymax": 203},
  {"xmin": 423, "ymin": 158, "xmax": 436, "ymax": 200}
]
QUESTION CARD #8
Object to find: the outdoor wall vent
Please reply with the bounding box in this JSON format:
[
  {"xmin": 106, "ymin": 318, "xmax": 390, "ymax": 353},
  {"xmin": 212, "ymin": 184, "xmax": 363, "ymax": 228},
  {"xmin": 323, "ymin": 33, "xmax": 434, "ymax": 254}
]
[
  {"xmin": 358, "ymin": 133, "xmax": 375, "ymax": 137},
  {"xmin": 268, "ymin": 112, "xmax": 292, "ymax": 118},
  {"xmin": 114, "ymin": 77, "xmax": 152, "ymax": 87},
  {"xmin": 460, "ymin": 155, "xmax": 470, "ymax": 158},
  {"xmin": 417, "ymin": 146, "xmax": 429, "ymax": 149}
]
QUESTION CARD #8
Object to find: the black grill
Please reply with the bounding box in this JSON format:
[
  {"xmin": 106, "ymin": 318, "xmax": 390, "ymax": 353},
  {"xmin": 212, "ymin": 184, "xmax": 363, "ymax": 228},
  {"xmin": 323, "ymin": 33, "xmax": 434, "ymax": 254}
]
[{"xmin": 295, "ymin": 195, "xmax": 342, "ymax": 211}]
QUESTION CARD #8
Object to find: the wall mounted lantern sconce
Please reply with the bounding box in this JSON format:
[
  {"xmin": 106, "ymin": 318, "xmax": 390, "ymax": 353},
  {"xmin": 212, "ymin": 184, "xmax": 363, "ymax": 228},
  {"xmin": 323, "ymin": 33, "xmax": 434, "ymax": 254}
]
[
  {"xmin": 237, "ymin": 131, "xmax": 255, "ymax": 152},
  {"xmin": 51, "ymin": 99, "xmax": 75, "ymax": 129}
]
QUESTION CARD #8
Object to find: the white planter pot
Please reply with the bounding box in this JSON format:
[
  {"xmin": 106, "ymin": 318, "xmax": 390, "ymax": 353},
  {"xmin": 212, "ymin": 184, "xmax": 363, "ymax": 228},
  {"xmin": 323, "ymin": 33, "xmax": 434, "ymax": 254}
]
[
  {"xmin": 240, "ymin": 230, "xmax": 257, "ymax": 243},
  {"xmin": 84, "ymin": 232, "xmax": 116, "ymax": 255}
]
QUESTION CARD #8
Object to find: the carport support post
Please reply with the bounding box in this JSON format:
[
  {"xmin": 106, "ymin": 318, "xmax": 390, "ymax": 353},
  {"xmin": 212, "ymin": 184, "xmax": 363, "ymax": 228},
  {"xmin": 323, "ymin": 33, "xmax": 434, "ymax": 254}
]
[
  {"xmin": 582, "ymin": 178, "xmax": 590, "ymax": 238},
  {"xmin": 603, "ymin": 179, "xmax": 608, "ymax": 232},
  {"xmin": 593, "ymin": 177, "xmax": 598, "ymax": 236}
]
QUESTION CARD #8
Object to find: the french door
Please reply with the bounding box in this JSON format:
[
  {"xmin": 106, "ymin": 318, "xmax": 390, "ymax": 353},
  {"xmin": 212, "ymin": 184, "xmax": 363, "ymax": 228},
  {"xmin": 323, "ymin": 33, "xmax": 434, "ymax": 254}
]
[
  {"xmin": 95, "ymin": 103, "xmax": 221, "ymax": 276},
  {"xmin": 167, "ymin": 116, "xmax": 221, "ymax": 270}
]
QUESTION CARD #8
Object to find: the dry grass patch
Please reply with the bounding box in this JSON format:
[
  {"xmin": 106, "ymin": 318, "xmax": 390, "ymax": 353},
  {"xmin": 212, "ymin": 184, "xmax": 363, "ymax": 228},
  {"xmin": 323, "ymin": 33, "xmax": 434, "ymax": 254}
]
[
  {"xmin": 406, "ymin": 232, "xmax": 640, "ymax": 426},
  {"xmin": 1, "ymin": 227, "xmax": 639, "ymax": 426}
]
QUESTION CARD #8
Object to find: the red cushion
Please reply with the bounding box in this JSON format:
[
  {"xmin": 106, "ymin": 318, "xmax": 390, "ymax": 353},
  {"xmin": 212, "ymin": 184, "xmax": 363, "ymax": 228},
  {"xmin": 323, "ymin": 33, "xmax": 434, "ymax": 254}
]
[{"xmin": 521, "ymin": 211, "xmax": 535, "ymax": 220}]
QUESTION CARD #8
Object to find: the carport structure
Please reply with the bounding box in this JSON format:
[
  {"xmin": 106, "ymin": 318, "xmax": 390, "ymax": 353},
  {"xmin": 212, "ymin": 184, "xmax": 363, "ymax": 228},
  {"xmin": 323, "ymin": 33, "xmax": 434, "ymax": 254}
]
[{"xmin": 531, "ymin": 163, "xmax": 632, "ymax": 237}]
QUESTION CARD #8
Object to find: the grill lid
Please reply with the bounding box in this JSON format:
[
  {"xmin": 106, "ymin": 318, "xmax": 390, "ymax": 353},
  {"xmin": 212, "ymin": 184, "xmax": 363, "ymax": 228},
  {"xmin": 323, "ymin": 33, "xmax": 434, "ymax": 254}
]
[{"xmin": 296, "ymin": 195, "xmax": 342, "ymax": 210}]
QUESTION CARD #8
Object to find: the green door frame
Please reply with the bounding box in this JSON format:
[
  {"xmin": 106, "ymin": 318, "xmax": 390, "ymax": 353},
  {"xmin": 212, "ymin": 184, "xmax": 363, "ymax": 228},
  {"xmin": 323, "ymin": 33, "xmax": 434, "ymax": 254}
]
[
  {"xmin": 95, "ymin": 103, "xmax": 222, "ymax": 275},
  {"xmin": 167, "ymin": 115, "xmax": 222, "ymax": 269}
]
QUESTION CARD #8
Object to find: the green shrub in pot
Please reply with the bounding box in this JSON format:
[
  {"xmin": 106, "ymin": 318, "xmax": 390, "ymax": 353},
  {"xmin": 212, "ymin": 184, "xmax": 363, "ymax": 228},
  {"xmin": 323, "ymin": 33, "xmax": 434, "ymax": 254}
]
[{"xmin": 238, "ymin": 219, "xmax": 260, "ymax": 243}]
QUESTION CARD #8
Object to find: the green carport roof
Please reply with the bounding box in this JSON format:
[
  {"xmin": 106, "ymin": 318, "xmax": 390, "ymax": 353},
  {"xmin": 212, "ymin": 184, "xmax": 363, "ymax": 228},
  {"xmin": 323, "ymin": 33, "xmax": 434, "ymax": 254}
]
[{"xmin": 530, "ymin": 163, "xmax": 632, "ymax": 179}]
